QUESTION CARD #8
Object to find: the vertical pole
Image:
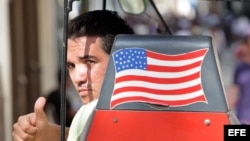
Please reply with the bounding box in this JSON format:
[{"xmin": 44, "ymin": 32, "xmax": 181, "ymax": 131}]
[
  {"xmin": 61, "ymin": 0, "xmax": 79, "ymax": 141},
  {"xmin": 103, "ymin": 0, "xmax": 106, "ymax": 10},
  {"xmin": 149, "ymin": 0, "xmax": 172, "ymax": 35},
  {"xmin": 60, "ymin": 0, "xmax": 68, "ymax": 141}
]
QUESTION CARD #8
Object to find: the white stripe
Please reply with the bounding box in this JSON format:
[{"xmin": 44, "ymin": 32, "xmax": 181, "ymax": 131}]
[
  {"xmin": 116, "ymin": 66, "xmax": 201, "ymax": 79},
  {"xmin": 114, "ymin": 77, "xmax": 201, "ymax": 90},
  {"xmin": 111, "ymin": 89, "xmax": 204, "ymax": 101},
  {"xmin": 148, "ymin": 56, "xmax": 204, "ymax": 67}
]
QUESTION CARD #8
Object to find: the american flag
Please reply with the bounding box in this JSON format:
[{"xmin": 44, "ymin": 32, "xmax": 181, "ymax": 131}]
[{"xmin": 110, "ymin": 48, "xmax": 208, "ymax": 109}]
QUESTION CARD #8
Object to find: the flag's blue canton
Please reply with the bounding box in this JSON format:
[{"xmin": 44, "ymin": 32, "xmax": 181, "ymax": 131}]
[{"xmin": 113, "ymin": 48, "xmax": 147, "ymax": 73}]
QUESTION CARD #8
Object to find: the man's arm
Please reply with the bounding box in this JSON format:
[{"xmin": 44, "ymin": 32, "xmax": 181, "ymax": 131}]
[
  {"xmin": 12, "ymin": 97, "xmax": 69, "ymax": 141},
  {"xmin": 48, "ymin": 123, "xmax": 69, "ymax": 141}
]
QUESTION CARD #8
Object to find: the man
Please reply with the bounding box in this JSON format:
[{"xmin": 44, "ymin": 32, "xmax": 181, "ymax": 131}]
[{"xmin": 12, "ymin": 10, "xmax": 134, "ymax": 141}]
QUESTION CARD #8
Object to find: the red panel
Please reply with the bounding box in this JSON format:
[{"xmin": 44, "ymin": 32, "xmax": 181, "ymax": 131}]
[{"xmin": 87, "ymin": 110, "xmax": 230, "ymax": 141}]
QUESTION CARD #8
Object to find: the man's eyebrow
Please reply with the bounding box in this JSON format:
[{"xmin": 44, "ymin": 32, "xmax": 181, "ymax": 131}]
[{"xmin": 79, "ymin": 55, "xmax": 97, "ymax": 60}]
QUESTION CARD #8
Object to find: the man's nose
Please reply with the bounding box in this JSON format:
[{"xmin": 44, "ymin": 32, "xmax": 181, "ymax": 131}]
[{"xmin": 74, "ymin": 65, "xmax": 87, "ymax": 83}]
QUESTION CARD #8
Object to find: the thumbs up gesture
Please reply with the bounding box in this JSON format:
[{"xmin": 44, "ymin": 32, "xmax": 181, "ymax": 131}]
[
  {"xmin": 12, "ymin": 97, "xmax": 59, "ymax": 141},
  {"xmin": 31, "ymin": 97, "xmax": 48, "ymax": 127}
]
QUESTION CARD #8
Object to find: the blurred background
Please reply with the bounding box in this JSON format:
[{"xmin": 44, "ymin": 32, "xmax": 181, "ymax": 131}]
[{"xmin": 1, "ymin": 0, "xmax": 250, "ymax": 140}]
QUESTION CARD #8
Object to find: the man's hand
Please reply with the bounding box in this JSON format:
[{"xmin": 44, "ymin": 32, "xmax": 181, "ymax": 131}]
[{"xmin": 12, "ymin": 97, "xmax": 51, "ymax": 141}]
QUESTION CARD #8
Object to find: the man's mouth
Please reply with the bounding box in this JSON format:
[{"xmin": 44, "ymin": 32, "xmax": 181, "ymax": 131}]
[{"xmin": 78, "ymin": 88, "xmax": 91, "ymax": 96}]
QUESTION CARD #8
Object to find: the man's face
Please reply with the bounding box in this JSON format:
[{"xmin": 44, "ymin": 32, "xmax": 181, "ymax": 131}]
[{"xmin": 67, "ymin": 36, "xmax": 109, "ymax": 104}]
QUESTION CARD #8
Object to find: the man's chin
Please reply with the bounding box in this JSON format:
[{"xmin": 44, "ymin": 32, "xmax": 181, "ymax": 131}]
[
  {"xmin": 81, "ymin": 99, "xmax": 89, "ymax": 105},
  {"xmin": 81, "ymin": 98, "xmax": 95, "ymax": 105}
]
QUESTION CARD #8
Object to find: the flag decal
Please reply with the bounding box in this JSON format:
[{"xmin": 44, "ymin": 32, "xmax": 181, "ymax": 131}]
[{"xmin": 110, "ymin": 48, "xmax": 208, "ymax": 109}]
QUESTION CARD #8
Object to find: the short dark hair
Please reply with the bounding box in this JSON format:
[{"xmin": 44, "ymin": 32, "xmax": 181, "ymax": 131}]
[{"xmin": 68, "ymin": 10, "xmax": 134, "ymax": 54}]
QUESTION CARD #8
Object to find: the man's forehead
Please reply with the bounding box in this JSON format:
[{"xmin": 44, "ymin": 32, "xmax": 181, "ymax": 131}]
[
  {"xmin": 68, "ymin": 36, "xmax": 97, "ymax": 45},
  {"xmin": 67, "ymin": 36, "xmax": 108, "ymax": 60},
  {"xmin": 69, "ymin": 37, "xmax": 104, "ymax": 51}
]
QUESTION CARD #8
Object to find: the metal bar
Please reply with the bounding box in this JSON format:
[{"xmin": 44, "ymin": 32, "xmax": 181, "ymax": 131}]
[
  {"xmin": 102, "ymin": 0, "xmax": 106, "ymax": 10},
  {"xmin": 149, "ymin": 0, "xmax": 172, "ymax": 35},
  {"xmin": 61, "ymin": 0, "xmax": 79, "ymax": 141},
  {"xmin": 60, "ymin": 0, "xmax": 68, "ymax": 140}
]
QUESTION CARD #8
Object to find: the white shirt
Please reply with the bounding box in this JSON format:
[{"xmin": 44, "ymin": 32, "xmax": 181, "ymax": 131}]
[{"xmin": 67, "ymin": 99, "xmax": 98, "ymax": 141}]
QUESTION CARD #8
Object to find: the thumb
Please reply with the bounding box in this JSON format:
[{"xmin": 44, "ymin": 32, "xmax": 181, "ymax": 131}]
[{"xmin": 31, "ymin": 97, "xmax": 47, "ymax": 125}]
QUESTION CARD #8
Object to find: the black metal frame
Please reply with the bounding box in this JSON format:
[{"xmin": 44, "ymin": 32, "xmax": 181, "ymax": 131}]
[
  {"xmin": 60, "ymin": 1, "xmax": 79, "ymax": 141},
  {"xmin": 148, "ymin": 0, "xmax": 172, "ymax": 35}
]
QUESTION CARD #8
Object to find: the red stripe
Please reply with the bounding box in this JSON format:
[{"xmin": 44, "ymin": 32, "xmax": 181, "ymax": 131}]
[
  {"xmin": 116, "ymin": 71, "xmax": 200, "ymax": 84},
  {"xmin": 146, "ymin": 48, "xmax": 208, "ymax": 61},
  {"xmin": 111, "ymin": 94, "xmax": 206, "ymax": 109},
  {"xmin": 113, "ymin": 84, "xmax": 202, "ymax": 95},
  {"xmin": 147, "ymin": 61, "xmax": 202, "ymax": 72}
]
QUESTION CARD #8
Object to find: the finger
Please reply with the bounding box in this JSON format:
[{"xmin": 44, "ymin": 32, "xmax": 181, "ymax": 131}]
[
  {"xmin": 13, "ymin": 122, "xmax": 35, "ymax": 141},
  {"xmin": 12, "ymin": 132, "xmax": 22, "ymax": 141},
  {"xmin": 17, "ymin": 114, "xmax": 37, "ymax": 135},
  {"xmin": 12, "ymin": 123, "xmax": 21, "ymax": 141},
  {"xmin": 31, "ymin": 97, "xmax": 47, "ymax": 125}
]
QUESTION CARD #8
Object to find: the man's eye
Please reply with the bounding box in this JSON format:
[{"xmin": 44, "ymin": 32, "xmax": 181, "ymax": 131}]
[
  {"xmin": 67, "ymin": 63, "xmax": 74, "ymax": 69},
  {"xmin": 86, "ymin": 60, "xmax": 95, "ymax": 65}
]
